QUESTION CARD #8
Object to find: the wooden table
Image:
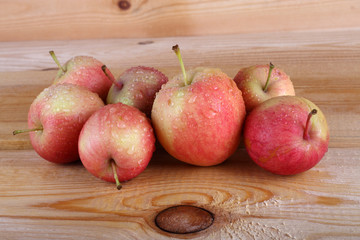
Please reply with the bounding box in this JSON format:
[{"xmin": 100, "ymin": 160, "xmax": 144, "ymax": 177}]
[{"xmin": 1, "ymin": 29, "xmax": 360, "ymax": 239}]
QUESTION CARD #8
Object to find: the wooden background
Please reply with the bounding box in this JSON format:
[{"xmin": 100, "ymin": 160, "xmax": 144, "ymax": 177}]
[
  {"xmin": 0, "ymin": 0, "xmax": 360, "ymax": 41},
  {"xmin": 1, "ymin": 0, "xmax": 360, "ymax": 239}
]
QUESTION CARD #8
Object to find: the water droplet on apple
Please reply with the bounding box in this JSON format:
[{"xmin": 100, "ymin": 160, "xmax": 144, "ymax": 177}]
[
  {"xmin": 127, "ymin": 145, "xmax": 136, "ymax": 155},
  {"xmin": 117, "ymin": 121, "xmax": 126, "ymax": 128},
  {"xmin": 211, "ymin": 105, "xmax": 221, "ymax": 113},
  {"xmin": 188, "ymin": 95, "xmax": 197, "ymax": 104},
  {"xmin": 137, "ymin": 159, "xmax": 143, "ymax": 166},
  {"xmin": 136, "ymin": 92, "xmax": 144, "ymax": 100},
  {"xmin": 134, "ymin": 128, "xmax": 140, "ymax": 135},
  {"xmin": 111, "ymin": 130, "xmax": 118, "ymax": 139},
  {"xmin": 177, "ymin": 91, "xmax": 185, "ymax": 97},
  {"xmin": 44, "ymin": 104, "xmax": 51, "ymax": 110},
  {"xmin": 205, "ymin": 110, "xmax": 217, "ymax": 119},
  {"xmin": 143, "ymin": 126, "xmax": 149, "ymax": 132}
]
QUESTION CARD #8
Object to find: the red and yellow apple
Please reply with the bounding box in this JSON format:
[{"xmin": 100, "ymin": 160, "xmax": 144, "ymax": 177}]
[
  {"xmin": 234, "ymin": 63, "xmax": 295, "ymax": 112},
  {"xmin": 14, "ymin": 83, "xmax": 104, "ymax": 163},
  {"xmin": 244, "ymin": 96, "xmax": 329, "ymax": 175},
  {"xmin": 78, "ymin": 103, "xmax": 155, "ymax": 189},
  {"xmin": 151, "ymin": 45, "xmax": 246, "ymax": 166},
  {"xmin": 106, "ymin": 66, "xmax": 168, "ymax": 116},
  {"xmin": 49, "ymin": 51, "xmax": 115, "ymax": 101}
]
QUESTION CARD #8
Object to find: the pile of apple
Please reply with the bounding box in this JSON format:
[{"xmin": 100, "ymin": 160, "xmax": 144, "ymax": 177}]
[{"xmin": 14, "ymin": 45, "xmax": 329, "ymax": 190}]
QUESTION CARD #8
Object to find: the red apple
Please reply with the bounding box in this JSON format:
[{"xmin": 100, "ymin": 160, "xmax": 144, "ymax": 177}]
[
  {"xmin": 13, "ymin": 83, "xmax": 104, "ymax": 163},
  {"xmin": 151, "ymin": 45, "xmax": 246, "ymax": 166},
  {"xmin": 244, "ymin": 96, "xmax": 329, "ymax": 175},
  {"xmin": 106, "ymin": 66, "xmax": 168, "ymax": 116},
  {"xmin": 78, "ymin": 103, "xmax": 155, "ymax": 189},
  {"xmin": 49, "ymin": 51, "xmax": 115, "ymax": 101},
  {"xmin": 233, "ymin": 63, "xmax": 295, "ymax": 112}
]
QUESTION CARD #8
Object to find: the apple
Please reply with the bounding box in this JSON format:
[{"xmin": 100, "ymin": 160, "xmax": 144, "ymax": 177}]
[
  {"xmin": 151, "ymin": 45, "xmax": 246, "ymax": 166},
  {"xmin": 78, "ymin": 103, "xmax": 155, "ymax": 189},
  {"xmin": 243, "ymin": 95, "xmax": 329, "ymax": 175},
  {"xmin": 233, "ymin": 63, "xmax": 295, "ymax": 112},
  {"xmin": 106, "ymin": 65, "xmax": 168, "ymax": 116},
  {"xmin": 13, "ymin": 83, "xmax": 104, "ymax": 164},
  {"xmin": 49, "ymin": 51, "xmax": 115, "ymax": 101}
]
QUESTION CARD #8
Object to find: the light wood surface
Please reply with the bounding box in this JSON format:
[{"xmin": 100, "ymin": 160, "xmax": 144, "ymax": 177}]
[
  {"xmin": 1, "ymin": 0, "xmax": 360, "ymax": 41},
  {"xmin": 1, "ymin": 29, "xmax": 360, "ymax": 239}
]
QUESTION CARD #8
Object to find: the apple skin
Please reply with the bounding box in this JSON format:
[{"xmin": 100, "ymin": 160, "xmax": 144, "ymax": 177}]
[
  {"xmin": 233, "ymin": 64, "xmax": 295, "ymax": 112},
  {"xmin": 244, "ymin": 96, "xmax": 329, "ymax": 175},
  {"xmin": 107, "ymin": 66, "xmax": 168, "ymax": 116},
  {"xmin": 53, "ymin": 56, "xmax": 115, "ymax": 101},
  {"xmin": 151, "ymin": 67, "xmax": 246, "ymax": 166},
  {"xmin": 78, "ymin": 103, "xmax": 155, "ymax": 183},
  {"xmin": 28, "ymin": 83, "xmax": 104, "ymax": 164}
]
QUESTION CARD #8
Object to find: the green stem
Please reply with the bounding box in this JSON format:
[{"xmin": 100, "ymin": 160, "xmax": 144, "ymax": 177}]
[
  {"xmin": 101, "ymin": 65, "xmax": 123, "ymax": 89},
  {"xmin": 13, "ymin": 127, "xmax": 43, "ymax": 135},
  {"xmin": 49, "ymin": 51, "xmax": 66, "ymax": 73},
  {"xmin": 111, "ymin": 160, "xmax": 122, "ymax": 190},
  {"xmin": 263, "ymin": 62, "xmax": 275, "ymax": 92},
  {"xmin": 303, "ymin": 109, "xmax": 317, "ymax": 140},
  {"xmin": 172, "ymin": 45, "xmax": 188, "ymax": 85}
]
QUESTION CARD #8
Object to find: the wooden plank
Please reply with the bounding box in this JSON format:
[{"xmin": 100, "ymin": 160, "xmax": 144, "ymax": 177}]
[
  {"xmin": 0, "ymin": 148, "xmax": 359, "ymax": 239},
  {"xmin": 0, "ymin": 0, "xmax": 360, "ymax": 41},
  {"xmin": 1, "ymin": 29, "xmax": 360, "ymax": 239},
  {"xmin": 1, "ymin": 28, "xmax": 360, "ymax": 72}
]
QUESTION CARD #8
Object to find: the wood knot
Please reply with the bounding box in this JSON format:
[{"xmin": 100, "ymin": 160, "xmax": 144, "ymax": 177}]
[
  {"xmin": 155, "ymin": 205, "xmax": 214, "ymax": 234},
  {"xmin": 118, "ymin": 0, "xmax": 131, "ymax": 10}
]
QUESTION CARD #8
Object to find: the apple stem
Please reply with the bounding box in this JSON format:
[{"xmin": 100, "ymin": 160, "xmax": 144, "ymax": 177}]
[
  {"xmin": 101, "ymin": 65, "xmax": 123, "ymax": 89},
  {"xmin": 111, "ymin": 160, "xmax": 122, "ymax": 190},
  {"xmin": 172, "ymin": 45, "xmax": 188, "ymax": 85},
  {"xmin": 13, "ymin": 127, "xmax": 43, "ymax": 135},
  {"xmin": 49, "ymin": 50, "xmax": 66, "ymax": 73},
  {"xmin": 263, "ymin": 62, "xmax": 275, "ymax": 92},
  {"xmin": 303, "ymin": 109, "xmax": 317, "ymax": 140}
]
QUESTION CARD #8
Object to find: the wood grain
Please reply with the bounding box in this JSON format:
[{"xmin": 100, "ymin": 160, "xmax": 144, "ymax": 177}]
[
  {"xmin": 0, "ymin": 0, "xmax": 360, "ymax": 41},
  {"xmin": 0, "ymin": 148, "xmax": 359, "ymax": 239},
  {"xmin": 1, "ymin": 29, "xmax": 360, "ymax": 239}
]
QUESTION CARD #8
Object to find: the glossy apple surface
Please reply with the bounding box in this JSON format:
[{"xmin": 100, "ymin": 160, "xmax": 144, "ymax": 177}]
[
  {"xmin": 107, "ymin": 66, "xmax": 168, "ymax": 116},
  {"xmin": 152, "ymin": 67, "xmax": 246, "ymax": 166},
  {"xmin": 28, "ymin": 83, "xmax": 104, "ymax": 163},
  {"xmin": 53, "ymin": 55, "xmax": 115, "ymax": 101},
  {"xmin": 78, "ymin": 103, "xmax": 155, "ymax": 185},
  {"xmin": 234, "ymin": 64, "xmax": 295, "ymax": 112},
  {"xmin": 244, "ymin": 96, "xmax": 329, "ymax": 175}
]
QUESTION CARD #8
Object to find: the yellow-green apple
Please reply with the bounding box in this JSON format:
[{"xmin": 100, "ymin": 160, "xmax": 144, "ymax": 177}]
[
  {"xmin": 106, "ymin": 66, "xmax": 168, "ymax": 116},
  {"xmin": 78, "ymin": 103, "xmax": 155, "ymax": 190},
  {"xmin": 233, "ymin": 63, "xmax": 295, "ymax": 112},
  {"xmin": 49, "ymin": 51, "xmax": 115, "ymax": 101},
  {"xmin": 13, "ymin": 83, "xmax": 104, "ymax": 163},
  {"xmin": 244, "ymin": 96, "xmax": 329, "ymax": 175},
  {"xmin": 151, "ymin": 45, "xmax": 246, "ymax": 166}
]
